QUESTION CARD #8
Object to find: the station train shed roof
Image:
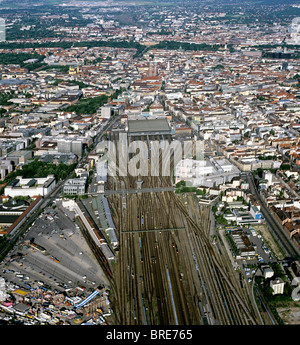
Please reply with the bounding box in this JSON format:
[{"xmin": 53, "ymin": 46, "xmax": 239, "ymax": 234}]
[{"xmin": 127, "ymin": 118, "xmax": 172, "ymax": 137}]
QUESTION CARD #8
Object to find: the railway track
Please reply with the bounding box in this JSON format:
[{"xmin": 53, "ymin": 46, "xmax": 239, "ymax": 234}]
[
  {"xmin": 106, "ymin": 132, "xmax": 260, "ymax": 325},
  {"xmin": 171, "ymin": 192, "xmax": 258, "ymax": 324},
  {"xmin": 76, "ymin": 201, "xmax": 113, "ymax": 281}
]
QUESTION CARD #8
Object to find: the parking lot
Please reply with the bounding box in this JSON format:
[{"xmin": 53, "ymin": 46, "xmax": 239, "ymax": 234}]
[
  {"xmin": 1, "ymin": 199, "xmax": 109, "ymax": 292},
  {"xmin": 220, "ymin": 225, "xmax": 277, "ymax": 283}
]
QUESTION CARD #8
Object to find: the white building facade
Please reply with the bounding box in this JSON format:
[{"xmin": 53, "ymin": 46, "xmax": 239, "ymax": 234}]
[{"xmin": 4, "ymin": 175, "xmax": 56, "ymax": 197}]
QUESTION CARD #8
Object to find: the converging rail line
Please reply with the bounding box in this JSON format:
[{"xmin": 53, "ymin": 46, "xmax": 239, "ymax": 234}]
[
  {"xmin": 121, "ymin": 227, "xmax": 185, "ymax": 234},
  {"xmin": 106, "ymin": 132, "xmax": 261, "ymax": 325}
]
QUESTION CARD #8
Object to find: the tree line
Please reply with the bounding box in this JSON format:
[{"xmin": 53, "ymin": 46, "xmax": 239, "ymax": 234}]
[
  {"xmin": 2, "ymin": 159, "xmax": 76, "ymax": 184},
  {"xmin": 64, "ymin": 88, "xmax": 124, "ymax": 115},
  {"xmin": 0, "ymin": 52, "xmax": 46, "ymax": 71},
  {"xmin": 149, "ymin": 40, "xmax": 234, "ymax": 52}
]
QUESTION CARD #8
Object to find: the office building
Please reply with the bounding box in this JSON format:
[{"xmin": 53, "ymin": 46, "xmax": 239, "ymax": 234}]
[
  {"xmin": 63, "ymin": 177, "xmax": 87, "ymax": 195},
  {"xmin": 4, "ymin": 175, "xmax": 56, "ymax": 197}
]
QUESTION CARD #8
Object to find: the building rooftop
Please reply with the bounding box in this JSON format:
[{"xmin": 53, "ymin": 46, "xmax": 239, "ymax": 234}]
[{"xmin": 127, "ymin": 118, "xmax": 171, "ymax": 135}]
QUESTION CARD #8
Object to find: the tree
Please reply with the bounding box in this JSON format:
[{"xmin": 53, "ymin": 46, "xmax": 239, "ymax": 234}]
[{"xmin": 3, "ymin": 159, "xmax": 76, "ymax": 183}]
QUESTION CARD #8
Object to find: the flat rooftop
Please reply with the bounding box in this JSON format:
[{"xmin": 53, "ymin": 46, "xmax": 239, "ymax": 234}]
[
  {"xmin": 7, "ymin": 150, "xmax": 31, "ymax": 158},
  {"xmin": 127, "ymin": 118, "xmax": 171, "ymax": 135}
]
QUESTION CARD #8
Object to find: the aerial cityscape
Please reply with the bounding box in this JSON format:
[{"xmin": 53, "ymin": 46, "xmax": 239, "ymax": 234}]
[{"xmin": 0, "ymin": 0, "xmax": 299, "ymax": 329}]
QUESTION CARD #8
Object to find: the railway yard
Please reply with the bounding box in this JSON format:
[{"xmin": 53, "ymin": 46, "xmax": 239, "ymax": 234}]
[
  {"xmin": 2, "ymin": 0, "xmax": 300, "ymax": 329},
  {"xmin": 1, "ymin": 128, "xmax": 294, "ymax": 326},
  {"xmin": 105, "ymin": 133, "xmax": 262, "ymax": 325}
]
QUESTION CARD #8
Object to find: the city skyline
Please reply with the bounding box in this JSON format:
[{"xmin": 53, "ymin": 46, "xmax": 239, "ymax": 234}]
[{"xmin": 0, "ymin": 0, "xmax": 298, "ymax": 333}]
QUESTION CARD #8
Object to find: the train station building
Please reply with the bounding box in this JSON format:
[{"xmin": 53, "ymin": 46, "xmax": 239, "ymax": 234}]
[{"xmin": 126, "ymin": 118, "xmax": 173, "ymax": 139}]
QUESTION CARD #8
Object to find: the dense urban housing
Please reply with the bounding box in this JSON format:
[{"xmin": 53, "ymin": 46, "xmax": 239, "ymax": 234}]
[{"xmin": 0, "ymin": 0, "xmax": 298, "ymax": 329}]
